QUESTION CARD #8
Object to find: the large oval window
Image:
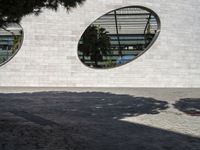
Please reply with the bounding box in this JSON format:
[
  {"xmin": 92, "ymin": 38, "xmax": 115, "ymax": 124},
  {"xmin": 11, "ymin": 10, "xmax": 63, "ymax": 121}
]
[
  {"xmin": 0, "ymin": 23, "xmax": 23, "ymax": 66},
  {"xmin": 78, "ymin": 6, "xmax": 160, "ymax": 69}
]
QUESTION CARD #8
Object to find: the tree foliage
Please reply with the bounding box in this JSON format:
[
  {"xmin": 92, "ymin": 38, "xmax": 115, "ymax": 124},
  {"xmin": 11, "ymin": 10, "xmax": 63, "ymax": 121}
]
[
  {"xmin": 0, "ymin": 0, "xmax": 85, "ymax": 27},
  {"xmin": 79, "ymin": 25, "xmax": 111, "ymax": 67}
]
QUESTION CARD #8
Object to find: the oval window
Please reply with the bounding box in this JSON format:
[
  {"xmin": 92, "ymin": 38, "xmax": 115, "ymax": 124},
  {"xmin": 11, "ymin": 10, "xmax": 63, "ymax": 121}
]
[
  {"xmin": 78, "ymin": 6, "xmax": 160, "ymax": 69},
  {"xmin": 0, "ymin": 23, "xmax": 23, "ymax": 66}
]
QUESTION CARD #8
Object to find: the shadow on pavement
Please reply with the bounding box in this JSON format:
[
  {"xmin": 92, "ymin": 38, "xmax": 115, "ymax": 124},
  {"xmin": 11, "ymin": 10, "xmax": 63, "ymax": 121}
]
[
  {"xmin": 174, "ymin": 98, "xmax": 200, "ymax": 116},
  {"xmin": 0, "ymin": 91, "xmax": 199, "ymax": 150}
]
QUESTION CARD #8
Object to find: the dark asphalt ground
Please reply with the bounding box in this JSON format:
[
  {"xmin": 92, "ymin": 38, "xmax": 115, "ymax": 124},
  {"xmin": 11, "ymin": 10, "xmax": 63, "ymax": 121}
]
[{"xmin": 0, "ymin": 88, "xmax": 199, "ymax": 150}]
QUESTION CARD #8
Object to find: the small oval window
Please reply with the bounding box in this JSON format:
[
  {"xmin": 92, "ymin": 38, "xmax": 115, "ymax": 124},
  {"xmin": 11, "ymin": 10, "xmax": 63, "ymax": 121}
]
[
  {"xmin": 0, "ymin": 23, "xmax": 23, "ymax": 66},
  {"xmin": 78, "ymin": 6, "xmax": 160, "ymax": 69}
]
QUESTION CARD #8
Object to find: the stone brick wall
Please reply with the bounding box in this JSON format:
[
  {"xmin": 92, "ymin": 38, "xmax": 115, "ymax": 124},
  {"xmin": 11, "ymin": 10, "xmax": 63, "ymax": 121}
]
[{"xmin": 0, "ymin": 0, "xmax": 200, "ymax": 87}]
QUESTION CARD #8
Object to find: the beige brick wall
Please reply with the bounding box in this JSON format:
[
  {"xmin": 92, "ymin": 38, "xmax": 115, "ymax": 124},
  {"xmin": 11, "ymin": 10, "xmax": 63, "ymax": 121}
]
[{"xmin": 0, "ymin": 0, "xmax": 200, "ymax": 87}]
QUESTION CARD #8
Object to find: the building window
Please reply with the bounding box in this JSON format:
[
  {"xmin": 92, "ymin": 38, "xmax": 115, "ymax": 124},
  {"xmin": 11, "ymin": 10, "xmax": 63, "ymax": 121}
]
[
  {"xmin": 78, "ymin": 6, "xmax": 160, "ymax": 69},
  {"xmin": 0, "ymin": 23, "xmax": 23, "ymax": 66}
]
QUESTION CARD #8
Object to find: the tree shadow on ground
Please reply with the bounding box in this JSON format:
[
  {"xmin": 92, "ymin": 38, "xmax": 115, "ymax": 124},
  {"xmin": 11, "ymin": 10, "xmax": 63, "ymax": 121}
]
[
  {"xmin": 0, "ymin": 91, "xmax": 199, "ymax": 150},
  {"xmin": 174, "ymin": 98, "xmax": 200, "ymax": 116}
]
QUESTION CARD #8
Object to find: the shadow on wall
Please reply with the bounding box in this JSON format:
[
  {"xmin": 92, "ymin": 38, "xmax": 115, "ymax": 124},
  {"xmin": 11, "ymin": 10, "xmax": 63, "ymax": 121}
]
[
  {"xmin": 174, "ymin": 98, "xmax": 200, "ymax": 116},
  {"xmin": 0, "ymin": 92, "xmax": 199, "ymax": 150}
]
